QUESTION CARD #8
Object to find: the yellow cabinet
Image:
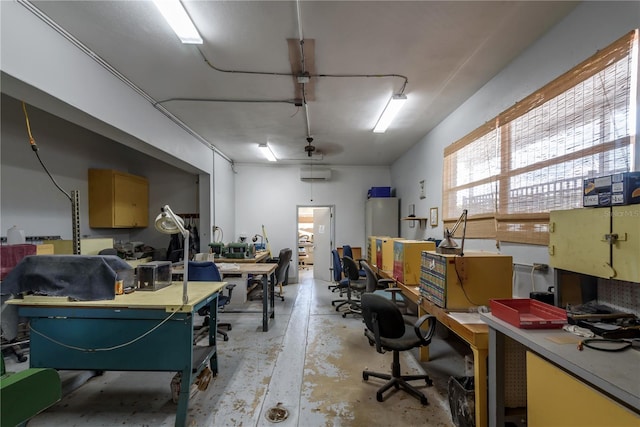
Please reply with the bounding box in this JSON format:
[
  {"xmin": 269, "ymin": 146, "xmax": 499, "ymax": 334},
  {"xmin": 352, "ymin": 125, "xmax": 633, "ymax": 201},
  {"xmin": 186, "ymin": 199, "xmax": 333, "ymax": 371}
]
[
  {"xmin": 88, "ymin": 169, "xmax": 149, "ymax": 228},
  {"xmin": 549, "ymin": 206, "xmax": 640, "ymax": 282},
  {"xmin": 527, "ymin": 352, "xmax": 639, "ymax": 427}
]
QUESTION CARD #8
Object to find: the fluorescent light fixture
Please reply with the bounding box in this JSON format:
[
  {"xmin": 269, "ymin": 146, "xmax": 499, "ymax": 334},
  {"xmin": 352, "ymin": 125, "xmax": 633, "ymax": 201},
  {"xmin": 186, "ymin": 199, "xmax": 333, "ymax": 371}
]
[
  {"xmin": 153, "ymin": 0, "xmax": 203, "ymax": 44},
  {"xmin": 373, "ymin": 93, "xmax": 407, "ymax": 133},
  {"xmin": 258, "ymin": 143, "xmax": 277, "ymax": 162}
]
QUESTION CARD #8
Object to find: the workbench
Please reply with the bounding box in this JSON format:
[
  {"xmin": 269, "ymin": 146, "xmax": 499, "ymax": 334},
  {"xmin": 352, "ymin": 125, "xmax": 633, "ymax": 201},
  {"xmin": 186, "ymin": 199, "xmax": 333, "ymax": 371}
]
[
  {"xmin": 219, "ymin": 263, "xmax": 277, "ymax": 332},
  {"xmin": 482, "ymin": 313, "xmax": 640, "ymax": 427},
  {"xmin": 379, "ymin": 270, "xmax": 489, "ymax": 427},
  {"xmin": 7, "ymin": 281, "xmax": 225, "ymax": 427}
]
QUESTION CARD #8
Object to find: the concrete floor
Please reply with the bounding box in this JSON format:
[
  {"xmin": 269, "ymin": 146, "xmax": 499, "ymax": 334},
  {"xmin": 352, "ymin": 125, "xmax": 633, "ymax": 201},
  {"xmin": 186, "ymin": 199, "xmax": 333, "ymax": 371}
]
[{"xmin": 6, "ymin": 268, "xmax": 470, "ymax": 426}]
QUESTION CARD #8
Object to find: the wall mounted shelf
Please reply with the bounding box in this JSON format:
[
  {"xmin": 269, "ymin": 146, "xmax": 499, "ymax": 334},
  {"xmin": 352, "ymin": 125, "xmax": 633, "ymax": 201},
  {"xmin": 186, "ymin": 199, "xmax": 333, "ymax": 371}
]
[{"xmin": 402, "ymin": 216, "xmax": 428, "ymax": 227}]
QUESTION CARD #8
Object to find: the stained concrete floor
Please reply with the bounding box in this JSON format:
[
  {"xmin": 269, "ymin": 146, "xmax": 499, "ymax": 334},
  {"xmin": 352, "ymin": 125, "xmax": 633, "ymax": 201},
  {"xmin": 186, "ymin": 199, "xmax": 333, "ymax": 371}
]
[{"xmin": 6, "ymin": 268, "xmax": 470, "ymax": 426}]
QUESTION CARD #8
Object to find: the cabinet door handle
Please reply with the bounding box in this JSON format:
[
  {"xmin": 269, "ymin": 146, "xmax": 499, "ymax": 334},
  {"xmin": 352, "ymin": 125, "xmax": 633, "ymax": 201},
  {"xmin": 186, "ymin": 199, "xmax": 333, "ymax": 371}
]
[{"xmin": 602, "ymin": 233, "xmax": 627, "ymax": 244}]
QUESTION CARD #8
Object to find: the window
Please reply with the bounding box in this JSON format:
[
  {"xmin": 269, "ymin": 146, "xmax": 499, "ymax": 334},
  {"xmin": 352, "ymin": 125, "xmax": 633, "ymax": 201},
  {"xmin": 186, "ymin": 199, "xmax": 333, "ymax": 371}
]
[{"xmin": 443, "ymin": 30, "xmax": 637, "ymax": 245}]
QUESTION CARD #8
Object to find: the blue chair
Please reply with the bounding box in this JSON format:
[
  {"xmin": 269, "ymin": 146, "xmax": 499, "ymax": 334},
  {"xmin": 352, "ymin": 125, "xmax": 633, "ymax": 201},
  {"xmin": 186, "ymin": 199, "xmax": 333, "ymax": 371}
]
[
  {"xmin": 343, "ymin": 245, "xmax": 366, "ymax": 278},
  {"xmin": 329, "ymin": 249, "xmax": 349, "ymax": 294},
  {"xmin": 188, "ymin": 261, "xmax": 234, "ymax": 341}
]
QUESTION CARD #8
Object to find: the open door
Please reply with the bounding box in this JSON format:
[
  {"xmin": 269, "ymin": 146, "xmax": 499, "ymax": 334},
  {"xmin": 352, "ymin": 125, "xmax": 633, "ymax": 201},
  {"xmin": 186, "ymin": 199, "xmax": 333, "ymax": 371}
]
[
  {"xmin": 297, "ymin": 205, "xmax": 334, "ymax": 282},
  {"xmin": 312, "ymin": 207, "xmax": 333, "ymax": 282}
]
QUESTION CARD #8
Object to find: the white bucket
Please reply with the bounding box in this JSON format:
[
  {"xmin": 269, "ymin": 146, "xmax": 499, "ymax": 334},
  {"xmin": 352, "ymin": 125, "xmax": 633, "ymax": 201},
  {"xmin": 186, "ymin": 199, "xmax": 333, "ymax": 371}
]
[{"xmin": 7, "ymin": 226, "xmax": 25, "ymax": 245}]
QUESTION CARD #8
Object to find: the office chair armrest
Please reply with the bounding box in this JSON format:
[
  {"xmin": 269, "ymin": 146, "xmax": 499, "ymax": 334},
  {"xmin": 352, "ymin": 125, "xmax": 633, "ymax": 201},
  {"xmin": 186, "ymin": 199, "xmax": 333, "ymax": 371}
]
[
  {"xmin": 413, "ymin": 314, "xmax": 437, "ymax": 344},
  {"xmin": 377, "ymin": 278, "xmax": 396, "ymax": 287},
  {"xmin": 225, "ymin": 283, "xmax": 236, "ymax": 298}
]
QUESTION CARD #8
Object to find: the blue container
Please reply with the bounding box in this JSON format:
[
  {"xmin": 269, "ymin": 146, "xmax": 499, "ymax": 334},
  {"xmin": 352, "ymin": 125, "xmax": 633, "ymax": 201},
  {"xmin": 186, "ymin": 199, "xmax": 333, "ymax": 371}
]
[{"xmin": 368, "ymin": 187, "xmax": 391, "ymax": 198}]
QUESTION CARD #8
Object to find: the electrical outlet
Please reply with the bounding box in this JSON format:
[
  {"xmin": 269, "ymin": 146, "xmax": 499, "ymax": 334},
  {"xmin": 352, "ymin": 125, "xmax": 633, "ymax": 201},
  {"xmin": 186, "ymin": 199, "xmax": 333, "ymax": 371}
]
[{"xmin": 533, "ymin": 263, "xmax": 549, "ymax": 272}]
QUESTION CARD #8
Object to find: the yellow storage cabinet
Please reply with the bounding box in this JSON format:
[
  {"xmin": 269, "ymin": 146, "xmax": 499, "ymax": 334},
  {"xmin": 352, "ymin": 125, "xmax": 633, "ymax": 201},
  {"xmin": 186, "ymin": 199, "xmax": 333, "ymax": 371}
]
[
  {"xmin": 89, "ymin": 169, "xmax": 149, "ymax": 228},
  {"xmin": 549, "ymin": 205, "xmax": 640, "ymax": 282},
  {"xmin": 527, "ymin": 351, "xmax": 639, "ymax": 427},
  {"xmin": 392, "ymin": 240, "xmax": 436, "ymax": 284}
]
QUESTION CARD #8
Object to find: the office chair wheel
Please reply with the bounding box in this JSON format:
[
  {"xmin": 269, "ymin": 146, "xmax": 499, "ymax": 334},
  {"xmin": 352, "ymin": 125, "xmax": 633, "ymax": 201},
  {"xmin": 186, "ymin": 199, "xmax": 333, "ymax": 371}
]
[
  {"xmin": 426, "ymin": 378, "xmax": 433, "ymax": 386},
  {"xmin": 376, "ymin": 392, "xmax": 384, "ymax": 402},
  {"xmin": 420, "ymin": 396, "xmax": 428, "ymax": 405},
  {"xmin": 363, "ymin": 372, "xmax": 369, "ymax": 381},
  {"xmin": 223, "ymin": 335, "xmax": 229, "ymax": 342}
]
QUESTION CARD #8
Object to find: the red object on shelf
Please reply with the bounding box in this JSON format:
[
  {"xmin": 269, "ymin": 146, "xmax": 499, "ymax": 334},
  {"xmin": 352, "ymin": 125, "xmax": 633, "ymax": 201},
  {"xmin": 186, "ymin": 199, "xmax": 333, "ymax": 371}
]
[{"xmin": 490, "ymin": 298, "xmax": 567, "ymax": 329}]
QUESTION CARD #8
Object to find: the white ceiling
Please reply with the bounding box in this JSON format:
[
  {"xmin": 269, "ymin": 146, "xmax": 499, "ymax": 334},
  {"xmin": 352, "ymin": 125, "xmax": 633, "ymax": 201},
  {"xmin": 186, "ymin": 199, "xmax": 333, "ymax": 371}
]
[{"xmin": 29, "ymin": 0, "xmax": 577, "ymax": 166}]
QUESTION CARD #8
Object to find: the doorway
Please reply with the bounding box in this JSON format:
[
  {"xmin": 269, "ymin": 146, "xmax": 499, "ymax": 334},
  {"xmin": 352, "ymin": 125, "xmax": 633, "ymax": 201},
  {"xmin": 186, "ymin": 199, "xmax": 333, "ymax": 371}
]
[{"xmin": 296, "ymin": 205, "xmax": 334, "ymax": 282}]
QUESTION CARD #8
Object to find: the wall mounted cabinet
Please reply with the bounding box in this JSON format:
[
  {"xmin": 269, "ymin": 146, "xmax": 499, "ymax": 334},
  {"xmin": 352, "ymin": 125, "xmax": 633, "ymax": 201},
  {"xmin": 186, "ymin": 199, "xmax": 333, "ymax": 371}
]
[
  {"xmin": 88, "ymin": 169, "xmax": 149, "ymax": 228},
  {"xmin": 549, "ymin": 205, "xmax": 640, "ymax": 283}
]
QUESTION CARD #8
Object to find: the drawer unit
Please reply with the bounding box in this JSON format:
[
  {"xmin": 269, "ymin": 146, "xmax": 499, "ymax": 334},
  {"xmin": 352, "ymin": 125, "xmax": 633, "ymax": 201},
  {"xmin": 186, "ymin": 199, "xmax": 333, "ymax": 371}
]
[{"xmin": 419, "ymin": 251, "xmax": 513, "ymax": 310}]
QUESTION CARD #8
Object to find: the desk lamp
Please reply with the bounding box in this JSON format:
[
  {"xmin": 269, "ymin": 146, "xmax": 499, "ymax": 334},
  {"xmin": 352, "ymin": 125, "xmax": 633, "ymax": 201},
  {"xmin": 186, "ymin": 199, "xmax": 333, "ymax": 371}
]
[
  {"xmin": 437, "ymin": 209, "xmax": 468, "ymax": 256},
  {"xmin": 155, "ymin": 205, "xmax": 190, "ymax": 304}
]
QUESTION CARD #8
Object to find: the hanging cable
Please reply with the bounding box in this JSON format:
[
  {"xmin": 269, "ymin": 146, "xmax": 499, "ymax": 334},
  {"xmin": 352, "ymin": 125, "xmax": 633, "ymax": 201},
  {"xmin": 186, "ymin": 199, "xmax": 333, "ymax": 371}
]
[{"xmin": 22, "ymin": 102, "xmax": 72, "ymax": 202}]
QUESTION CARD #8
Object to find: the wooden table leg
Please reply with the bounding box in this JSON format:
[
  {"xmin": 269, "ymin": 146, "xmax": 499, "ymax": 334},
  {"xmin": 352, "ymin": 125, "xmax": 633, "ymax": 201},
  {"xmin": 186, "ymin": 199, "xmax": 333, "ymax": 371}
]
[{"xmin": 472, "ymin": 346, "xmax": 488, "ymax": 427}]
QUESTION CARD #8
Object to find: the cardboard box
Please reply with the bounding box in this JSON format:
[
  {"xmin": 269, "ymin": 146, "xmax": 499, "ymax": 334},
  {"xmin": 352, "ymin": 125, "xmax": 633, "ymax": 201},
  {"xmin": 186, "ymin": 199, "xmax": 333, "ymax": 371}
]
[
  {"xmin": 392, "ymin": 240, "xmax": 436, "ymax": 284},
  {"xmin": 611, "ymin": 171, "xmax": 640, "ymax": 205},
  {"xmin": 381, "ymin": 237, "xmax": 402, "ymax": 272},
  {"xmin": 583, "ymin": 175, "xmax": 612, "ymax": 207}
]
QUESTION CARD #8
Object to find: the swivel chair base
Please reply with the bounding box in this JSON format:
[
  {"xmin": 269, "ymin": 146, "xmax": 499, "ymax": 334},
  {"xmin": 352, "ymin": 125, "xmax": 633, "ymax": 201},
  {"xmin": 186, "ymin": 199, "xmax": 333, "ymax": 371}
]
[
  {"xmin": 362, "ymin": 349, "xmax": 432, "ymax": 405},
  {"xmin": 217, "ymin": 322, "xmax": 231, "ymax": 342}
]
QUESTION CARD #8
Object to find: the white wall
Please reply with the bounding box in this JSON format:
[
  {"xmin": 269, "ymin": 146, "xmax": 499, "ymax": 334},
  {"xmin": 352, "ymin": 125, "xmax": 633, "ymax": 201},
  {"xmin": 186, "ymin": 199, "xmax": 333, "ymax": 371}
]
[
  {"xmin": 0, "ymin": 94, "xmax": 200, "ymax": 252},
  {"xmin": 234, "ymin": 164, "xmax": 391, "ymax": 282},
  {"xmin": 391, "ymin": 1, "xmax": 640, "ymax": 297}
]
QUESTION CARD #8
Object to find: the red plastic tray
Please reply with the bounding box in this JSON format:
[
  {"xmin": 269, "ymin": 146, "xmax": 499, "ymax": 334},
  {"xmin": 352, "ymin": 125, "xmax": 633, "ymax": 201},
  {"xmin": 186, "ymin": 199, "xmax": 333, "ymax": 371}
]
[{"xmin": 490, "ymin": 298, "xmax": 567, "ymax": 329}]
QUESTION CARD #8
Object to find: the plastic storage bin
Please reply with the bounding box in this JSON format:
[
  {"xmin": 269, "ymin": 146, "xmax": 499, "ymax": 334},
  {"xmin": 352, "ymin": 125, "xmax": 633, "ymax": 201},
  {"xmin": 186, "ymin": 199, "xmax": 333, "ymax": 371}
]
[
  {"xmin": 367, "ymin": 187, "xmax": 391, "ymax": 198},
  {"xmin": 490, "ymin": 298, "xmax": 567, "ymax": 329}
]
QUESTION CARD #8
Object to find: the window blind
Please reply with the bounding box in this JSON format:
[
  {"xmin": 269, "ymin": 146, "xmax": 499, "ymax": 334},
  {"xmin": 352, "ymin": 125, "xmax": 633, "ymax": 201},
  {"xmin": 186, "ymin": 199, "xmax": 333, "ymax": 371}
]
[{"xmin": 443, "ymin": 30, "xmax": 637, "ymax": 245}]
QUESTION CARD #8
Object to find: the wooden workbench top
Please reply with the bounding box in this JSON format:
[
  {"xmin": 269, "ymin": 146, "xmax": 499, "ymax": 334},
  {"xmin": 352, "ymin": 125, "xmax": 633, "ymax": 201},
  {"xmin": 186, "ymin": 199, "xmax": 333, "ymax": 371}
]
[{"xmin": 7, "ymin": 281, "xmax": 226, "ymax": 313}]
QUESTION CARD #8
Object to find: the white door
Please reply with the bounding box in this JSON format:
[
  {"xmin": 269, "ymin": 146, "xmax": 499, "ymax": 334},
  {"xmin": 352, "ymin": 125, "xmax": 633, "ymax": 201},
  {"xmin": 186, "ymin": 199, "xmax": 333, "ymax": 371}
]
[{"xmin": 313, "ymin": 207, "xmax": 333, "ymax": 281}]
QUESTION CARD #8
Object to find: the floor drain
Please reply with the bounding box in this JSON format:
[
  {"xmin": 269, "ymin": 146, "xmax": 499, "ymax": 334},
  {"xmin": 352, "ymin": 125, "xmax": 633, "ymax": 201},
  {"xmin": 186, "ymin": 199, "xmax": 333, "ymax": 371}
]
[{"xmin": 265, "ymin": 403, "xmax": 289, "ymax": 423}]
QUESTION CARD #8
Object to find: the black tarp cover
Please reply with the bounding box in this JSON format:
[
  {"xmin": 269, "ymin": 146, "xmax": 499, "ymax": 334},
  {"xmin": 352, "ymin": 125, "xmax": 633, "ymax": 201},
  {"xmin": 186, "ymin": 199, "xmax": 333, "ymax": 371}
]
[{"xmin": 1, "ymin": 255, "xmax": 133, "ymax": 301}]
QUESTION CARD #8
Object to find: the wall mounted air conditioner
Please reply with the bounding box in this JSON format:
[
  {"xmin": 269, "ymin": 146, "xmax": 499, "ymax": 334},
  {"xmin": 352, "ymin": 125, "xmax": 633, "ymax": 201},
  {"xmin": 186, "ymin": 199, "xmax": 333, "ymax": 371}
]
[{"xmin": 300, "ymin": 167, "xmax": 332, "ymax": 181}]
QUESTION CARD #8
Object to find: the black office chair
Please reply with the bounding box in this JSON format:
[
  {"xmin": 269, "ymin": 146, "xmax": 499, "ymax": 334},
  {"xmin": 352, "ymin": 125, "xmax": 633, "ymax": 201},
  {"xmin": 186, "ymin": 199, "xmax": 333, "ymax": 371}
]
[
  {"xmin": 361, "ymin": 260, "xmax": 405, "ymax": 308},
  {"xmin": 361, "ymin": 293, "xmax": 436, "ymax": 405},
  {"xmin": 343, "ymin": 245, "xmax": 366, "ymax": 278},
  {"xmin": 187, "ymin": 261, "xmax": 235, "ymax": 341},
  {"xmin": 274, "ymin": 248, "xmax": 292, "ymax": 301},
  {"xmin": 333, "ymin": 256, "xmax": 366, "ymax": 317}
]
